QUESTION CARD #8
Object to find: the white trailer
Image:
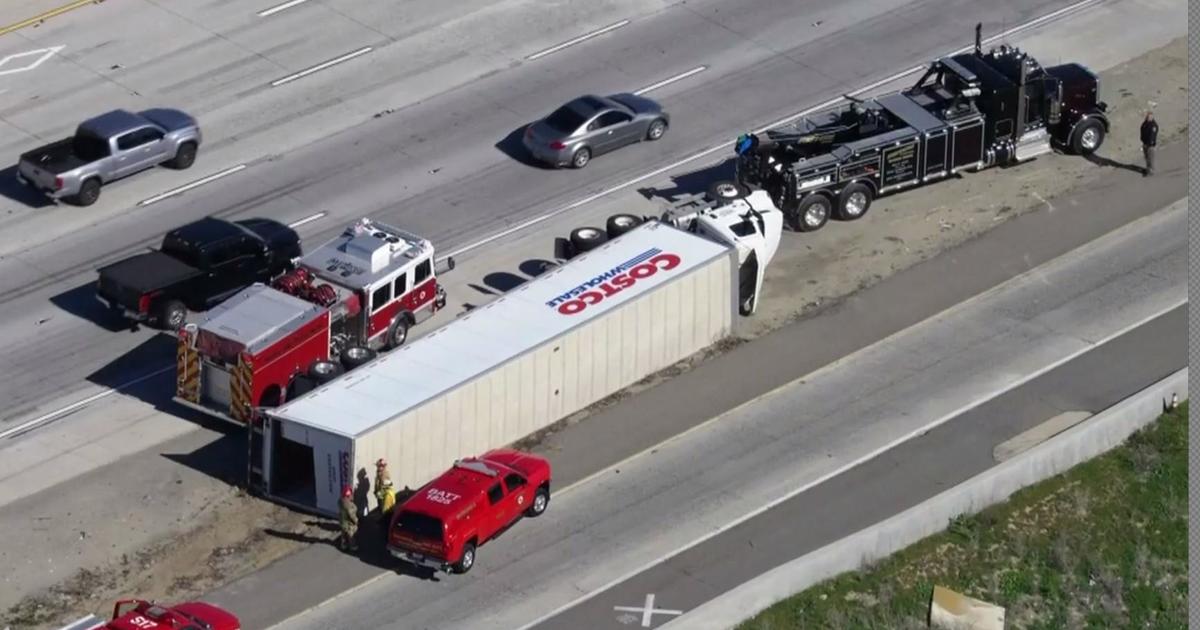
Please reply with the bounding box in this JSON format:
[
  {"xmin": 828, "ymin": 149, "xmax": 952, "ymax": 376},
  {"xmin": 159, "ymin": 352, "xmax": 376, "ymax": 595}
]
[{"xmin": 258, "ymin": 184, "xmax": 785, "ymax": 516}]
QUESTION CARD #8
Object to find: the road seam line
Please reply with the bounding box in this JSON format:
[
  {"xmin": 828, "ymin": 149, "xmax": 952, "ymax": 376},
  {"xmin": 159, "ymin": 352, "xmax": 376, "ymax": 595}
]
[{"xmin": 288, "ymin": 211, "xmax": 327, "ymax": 228}]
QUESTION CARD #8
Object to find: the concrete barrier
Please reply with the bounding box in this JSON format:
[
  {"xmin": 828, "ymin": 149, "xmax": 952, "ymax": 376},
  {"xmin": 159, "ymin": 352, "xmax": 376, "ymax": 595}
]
[{"xmin": 662, "ymin": 367, "xmax": 1189, "ymax": 630}]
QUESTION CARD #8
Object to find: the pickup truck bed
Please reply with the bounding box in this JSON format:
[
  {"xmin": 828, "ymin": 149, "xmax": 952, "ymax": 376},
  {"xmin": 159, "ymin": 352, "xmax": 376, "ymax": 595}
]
[
  {"xmin": 19, "ymin": 137, "xmax": 88, "ymax": 176},
  {"xmin": 97, "ymin": 251, "xmax": 200, "ymax": 307}
]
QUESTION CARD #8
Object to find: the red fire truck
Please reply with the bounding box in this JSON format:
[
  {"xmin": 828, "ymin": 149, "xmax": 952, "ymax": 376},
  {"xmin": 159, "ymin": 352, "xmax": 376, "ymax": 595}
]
[{"xmin": 174, "ymin": 218, "xmax": 452, "ymax": 425}]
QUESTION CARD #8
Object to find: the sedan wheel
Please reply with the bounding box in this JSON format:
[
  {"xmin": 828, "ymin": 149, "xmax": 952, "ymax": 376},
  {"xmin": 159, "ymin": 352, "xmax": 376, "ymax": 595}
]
[
  {"xmin": 646, "ymin": 119, "xmax": 667, "ymax": 141},
  {"xmin": 571, "ymin": 147, "xmax": 591, "ymax": 169}
]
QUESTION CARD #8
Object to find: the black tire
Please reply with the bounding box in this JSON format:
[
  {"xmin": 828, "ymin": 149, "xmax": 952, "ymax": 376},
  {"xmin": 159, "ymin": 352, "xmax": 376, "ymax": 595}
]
[
  {"xmin": 834, "ymin": 183, "xmax": 873, "ymax": 221},
  {"xmin": 167, "ymin": 142, "xmax": 198, "ymax": 169},
  {"xmin": 646, "ymin": 118, "xmax": 667, "ymax": 141},
  {"xmin": 259, "ymin": 385, "xmax": 283, "ymax": 408},
  {"xmin": 288, "ymin": 374, "xmax": 317, "ymax": 399},
  {"xmin": 791, "ymin": 194, "xmax": 832, "ymax": 233},
  {"xmin": 307, "ymin": 359, "xmax": 344, "ymax": 384},
  {"xmin": 385, "ymin": 316, "xmax": 410, "ymax": 350},
  {"xmin": 605, "ymin": 214, "xmax": 643, "ymax": 239},
  {"xmin": 569, "ymin": 227, "xmax": 608, "ymax": 254},
  {"xmin": 72, "ymin": 178, "xmax": 102, "ymax": 207},
  {"xmin": 570, "ymin": 147, "xmax": 591, "ymax": 169},
  {"xmin": 157, "ymin": 299, "xmax": 187, "ymax": 330},
  {"xmin": 340, "ymin": 345, "xmax": 377, "ymax": 370},
  {"xmin": 525, "ymin": 486, "xmax": 550, "ymax": 518},
  {"xmin": 1070, "ymin": 118, "xmax": 1105, "ymax": 155},
  {"xmin": 453, "ymin": 542, "xmax": 476, "ymax": 574},
  {"xmin": 708, "ymin": 180, "xmax": 749, "ymax": 202}
]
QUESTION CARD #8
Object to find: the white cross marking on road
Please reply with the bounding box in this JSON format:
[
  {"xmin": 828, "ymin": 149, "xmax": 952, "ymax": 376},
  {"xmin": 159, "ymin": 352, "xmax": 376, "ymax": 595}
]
[{"xmin": 613, "ymin": 593, "xmax": 683, "ymax": 628}]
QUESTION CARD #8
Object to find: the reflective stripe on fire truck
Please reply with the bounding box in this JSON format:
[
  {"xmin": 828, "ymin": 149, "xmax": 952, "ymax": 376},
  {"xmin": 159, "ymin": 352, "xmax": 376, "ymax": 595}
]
[
  {"xmin": 230, "ymin": 353, "xmax": 255, "ymax": 423},
  {"xmin": 176, "ymin": 326, "xmax": 201, "ymax": 403}
]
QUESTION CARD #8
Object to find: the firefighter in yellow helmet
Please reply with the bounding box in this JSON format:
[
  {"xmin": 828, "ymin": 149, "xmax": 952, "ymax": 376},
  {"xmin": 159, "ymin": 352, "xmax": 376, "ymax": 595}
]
[
  {"xmin": 378, "ymin": 479, "xmax": 398, "ymax": 543},
  {"xmin": 373, "ymin": 458, "xmax": 391, "ymax": 512}
]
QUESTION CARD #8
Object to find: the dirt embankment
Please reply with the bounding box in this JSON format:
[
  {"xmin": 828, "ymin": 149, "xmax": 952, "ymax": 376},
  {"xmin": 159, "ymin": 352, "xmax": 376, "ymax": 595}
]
[{"xmin": 4, "ymin": 34, "xmax": 1188, "ymax": 630}]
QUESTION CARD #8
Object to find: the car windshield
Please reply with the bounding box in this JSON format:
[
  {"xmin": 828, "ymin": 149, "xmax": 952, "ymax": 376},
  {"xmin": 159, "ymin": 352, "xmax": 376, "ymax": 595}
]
[
  {"xmin": 543, "ymin": 105, "xmax": 586, "ymax": 134},
  {"xmin": 395, "ymin": 511, "xmax": 444, "ymax": 541},
  {"xmin": 72, "ymin": 131, "xmax": 109, "ymax": 161}
]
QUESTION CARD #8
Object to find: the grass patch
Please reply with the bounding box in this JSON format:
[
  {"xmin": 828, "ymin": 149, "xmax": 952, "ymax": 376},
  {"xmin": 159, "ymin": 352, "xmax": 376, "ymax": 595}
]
[{"xmin": 738, "ymin": 402, "xmax": 1189, "ymax": 630}]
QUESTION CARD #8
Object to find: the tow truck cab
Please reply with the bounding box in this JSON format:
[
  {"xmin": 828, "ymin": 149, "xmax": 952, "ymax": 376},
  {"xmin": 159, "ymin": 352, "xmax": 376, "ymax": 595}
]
[{"xmin": 387, "ymin": 449, "xmax": 552, "ymax": 575}]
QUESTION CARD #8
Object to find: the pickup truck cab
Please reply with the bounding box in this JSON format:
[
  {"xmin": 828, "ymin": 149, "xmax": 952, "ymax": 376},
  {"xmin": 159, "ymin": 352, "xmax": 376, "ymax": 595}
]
[
  {"xmin": 59, "ymin": 598, "xmax": 240, "ymax": 630},
  {"xmin": 96, "ymin": 217, "xmax": 301, "ymax": 329},
  {"xmin": 17, "ymin": 108, "xmax": 201, "ymax": 206},
  {"xmin": 387, "ymin": 449, "xmax": 552, "ymax": 574}
]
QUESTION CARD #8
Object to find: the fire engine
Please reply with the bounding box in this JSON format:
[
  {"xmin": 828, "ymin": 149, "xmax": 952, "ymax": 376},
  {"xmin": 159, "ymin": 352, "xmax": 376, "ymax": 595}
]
[{"xmin": 174, "ymin": 217, "xmax": 452, "ymax": 424}]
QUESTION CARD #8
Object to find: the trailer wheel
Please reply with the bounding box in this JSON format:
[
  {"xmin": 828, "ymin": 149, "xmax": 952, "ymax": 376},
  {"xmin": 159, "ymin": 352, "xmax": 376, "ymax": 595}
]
[
  {"xmin": 569, "ymin": 227, "xmax": 607, "ymax": 254},
  {"xmin": 340, "ymin": 345, "xmax": 377, "ymax": 370},
  {"xmin": 835, "ymin": 183, "xmax": 873, "ymax": 221},
  {"xmin": 791, "ymin": 194, "xmax": 831, "ymax": 232},
  {"xmin": 156, "ymin": 299, "xmax": 187, "ymax": 330},
  {"xmin": 308, "ymin": 360, "xmax": 344, "ymax": 384},
  {"xmin": 453, "ymin": 542, "xmax": 477, "ymax": 574},
  {"xmin": 1070, "ymin": 118, "xmax": 1105, "ymax": 155},
  {"xmin": 605, "ymin": 214, "xmax": 643, "ymax": 239}
]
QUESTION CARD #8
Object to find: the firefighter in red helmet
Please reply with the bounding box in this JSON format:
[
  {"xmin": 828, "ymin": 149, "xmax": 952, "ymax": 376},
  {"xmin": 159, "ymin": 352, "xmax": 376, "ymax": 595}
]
[{"xmin": 338, "ymin": 485, "xmax": 358, "ymax": 551}]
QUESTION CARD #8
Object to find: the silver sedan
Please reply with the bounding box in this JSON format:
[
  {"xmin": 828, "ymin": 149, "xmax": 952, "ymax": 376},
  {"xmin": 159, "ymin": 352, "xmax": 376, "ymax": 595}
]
[{"xmin": 522, "ymin": 94, "xmax": 671, "ymax": 169}]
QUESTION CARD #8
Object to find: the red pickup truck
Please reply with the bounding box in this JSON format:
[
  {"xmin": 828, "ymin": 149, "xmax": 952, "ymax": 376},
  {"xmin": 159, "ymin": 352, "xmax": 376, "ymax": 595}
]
[
  {"xmin": 387, "ymin": 449, "xmax": 552, "ymax": 574},
  {"xmin": 61, "ymin": 599, "xmax": 240, "ymax": 630}
]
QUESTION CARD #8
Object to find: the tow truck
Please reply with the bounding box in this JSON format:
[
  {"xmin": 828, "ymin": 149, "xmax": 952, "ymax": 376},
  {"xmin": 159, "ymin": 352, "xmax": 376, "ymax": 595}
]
[
  {"xmin": 733, "ymin": 24, "xmax": 1111, "ymax": 232},
  {"xmin": 57, "ymin": 598, "xmax": 240, "ymax": 630},
  {"xmin": 173, "ymin": 217, "xmax": 452, "ymax": 425}
]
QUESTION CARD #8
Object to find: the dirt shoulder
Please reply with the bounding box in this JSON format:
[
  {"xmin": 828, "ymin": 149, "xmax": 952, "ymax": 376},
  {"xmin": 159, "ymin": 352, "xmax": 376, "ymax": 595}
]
[{"xmin": 4, "ymin": 34, "xmax": 1189, "ymax": 630}]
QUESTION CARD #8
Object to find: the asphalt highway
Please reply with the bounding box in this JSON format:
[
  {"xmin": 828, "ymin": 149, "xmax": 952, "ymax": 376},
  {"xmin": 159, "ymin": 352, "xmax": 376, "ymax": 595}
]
[
  {"xmin": 535, "ymin": 304, "xmax": 1186, "ymax": 629},
  {"xmin": 0, "ymin": 0, "xmax": 1088, "ymax": 426}
]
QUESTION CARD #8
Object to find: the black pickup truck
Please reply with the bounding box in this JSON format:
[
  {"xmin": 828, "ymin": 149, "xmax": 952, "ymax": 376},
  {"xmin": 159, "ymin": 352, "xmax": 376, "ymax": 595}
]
[{"xmin": 97, "ymin": 217, "xmax": 302, "ymax": 329}]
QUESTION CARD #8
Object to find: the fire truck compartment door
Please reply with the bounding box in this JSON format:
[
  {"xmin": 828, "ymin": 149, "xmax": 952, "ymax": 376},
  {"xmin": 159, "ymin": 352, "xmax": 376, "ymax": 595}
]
[{"xmin": 201, "ymin": 363, "xmax": 233, "ymax": 409}]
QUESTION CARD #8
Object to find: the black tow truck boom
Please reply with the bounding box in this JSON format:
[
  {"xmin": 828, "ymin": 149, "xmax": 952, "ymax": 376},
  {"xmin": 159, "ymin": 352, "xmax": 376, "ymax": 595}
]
[{"xmin": 734, "ymin": 24, "xmax": 1111, "ymax": 232}]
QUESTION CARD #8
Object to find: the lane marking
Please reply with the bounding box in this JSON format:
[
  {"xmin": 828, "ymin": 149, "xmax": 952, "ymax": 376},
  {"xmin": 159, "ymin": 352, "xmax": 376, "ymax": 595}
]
[
  {"xmin": 137, "ymin": 164, "xmax": 248, "ymax": 206},
  {"xmin": 614, "ymin": 594, "xmax": 683, "ymax": 627},
  {"xmin": 633, "ymin": 66, "xmax": 707, "ymax": 96},
  {"xmin": 288, "ymin": 211, "xmax": 327, "ymax": 228},
  {"xmin": 257, "ymin": 0, "xmax": 312, "ymax": 17},
  {"xmin": 0, "ymin": 0, "xmax": 95, "ymax": 37},
  {"xmin": 445, "ymin": 0, "xmax": 1106, "ymax": 260},
  {"xmin": 0, "ymin": 366, "xmax": 173, "ymax": 441},
  {"xmin": 514, "ymin": 297, "xmax": 1188, "ymax": 630},
  {"xmin": 0, "ymin": 45, "xmax": 65, "ymax": 76},
  {"xmin": 526, "ymin": 20, "xmax": 631, "ymax": 61},
  {"xmin": 270, "ymin": 46, "xmax": 374, "ymax": 87}
]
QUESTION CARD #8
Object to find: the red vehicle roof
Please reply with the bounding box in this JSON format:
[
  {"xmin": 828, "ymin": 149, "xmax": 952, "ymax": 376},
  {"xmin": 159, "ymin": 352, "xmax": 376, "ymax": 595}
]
[
  {"xmin": 402, "ymin": 449, "xmax": 550, "ymax": 521},
  {"xmin": 105, "ymin": 600, "xmax": 240, "ymax": 630}
]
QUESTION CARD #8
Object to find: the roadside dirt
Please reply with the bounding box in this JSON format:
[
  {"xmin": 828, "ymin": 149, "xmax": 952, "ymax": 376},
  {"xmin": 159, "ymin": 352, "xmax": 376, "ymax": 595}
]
[{"xmin": 4, "ymin": 35, "xmax": 1187, "ymax": 630}]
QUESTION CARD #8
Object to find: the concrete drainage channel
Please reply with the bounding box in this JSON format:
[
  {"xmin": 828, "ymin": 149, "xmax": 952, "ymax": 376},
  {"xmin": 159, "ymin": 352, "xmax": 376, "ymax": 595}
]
[{"xmin": 667, "ymin": 367, "xmax": 1190, "ymax": 630}]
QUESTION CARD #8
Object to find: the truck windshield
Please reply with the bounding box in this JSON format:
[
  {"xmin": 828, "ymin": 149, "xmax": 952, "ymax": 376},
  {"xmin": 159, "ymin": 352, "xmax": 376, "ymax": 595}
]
[
  {"xmin": 72, "ymin": 131, "xmax": 110, "ymax": 161},
  {"xmin": 161, "ymin": 237, "xmax": 203, "ymax": 268},
  {"xmin": 395, "ymin": 512, "xmax": 444, "ymax": 541}
]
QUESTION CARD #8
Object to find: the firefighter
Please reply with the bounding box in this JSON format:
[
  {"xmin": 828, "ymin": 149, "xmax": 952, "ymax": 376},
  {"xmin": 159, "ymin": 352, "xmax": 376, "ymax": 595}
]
[
  {"xmin": 379, "ymin": 479, "xmax": 398, "ymax": 543},
  {"xmin": 1140, "ymin": 111, "xmax": 1159, "ymax": 177},
  {"xmin": 374, "ymin": 458, "xmax": 391, "ymax": 511},
  {"xmin": 338, "ymin": 485, "xmax": 358, "ymax": 552}
]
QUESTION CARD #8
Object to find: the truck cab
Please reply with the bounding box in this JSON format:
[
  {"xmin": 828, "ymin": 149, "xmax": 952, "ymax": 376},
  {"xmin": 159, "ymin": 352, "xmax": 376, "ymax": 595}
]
[{"xmin": 387, "ymin": 449, "xmax": 552, "ymax": 574}]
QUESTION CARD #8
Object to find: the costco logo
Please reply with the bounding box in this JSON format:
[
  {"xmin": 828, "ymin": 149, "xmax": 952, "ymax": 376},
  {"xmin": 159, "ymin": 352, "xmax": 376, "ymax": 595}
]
[{"xmin": 546, "ymin": 248, "xmax": 682, "ymax": 316}]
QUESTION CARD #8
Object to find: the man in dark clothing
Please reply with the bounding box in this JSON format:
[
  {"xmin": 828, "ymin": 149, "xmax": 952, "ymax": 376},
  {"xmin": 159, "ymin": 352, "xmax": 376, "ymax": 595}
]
[{"xmin": 1140, "ymin": 112, "xmax": 1159, "ymax": 176}]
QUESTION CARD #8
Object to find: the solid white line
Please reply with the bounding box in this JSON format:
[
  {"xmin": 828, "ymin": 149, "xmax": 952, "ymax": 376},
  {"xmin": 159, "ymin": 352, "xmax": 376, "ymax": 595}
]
[
  {"xmin": 257, "ymin": 0, "xmax": 311, "ymax": 17},
  {"xmin": 271, "ymin": 46, "xmax": 374, "ymax": 87},
  {"xmin": 525, "ymin": 20, "xmax": 631, "ymax": 61},
  {"xmin": 444, "ymin": 0, "xmax": 1106, "ymax": 260},
  {"xmin": 633, "ymin": 66, "xmax": 707, "ymax": 96},
  {"xmin": 288, "ymin": 211, "xmax": 327, "ymax": 228},
  {"xmin": 137, "ymin": 164, "xmax": 248, "ymax": 206},
  {"xmin": 0, "ymin": 366, "xmax": 174, "ymax": 441},
  {"xmin": 514, "ymin": 295, "xmax": 1188, "ymax": 630}
]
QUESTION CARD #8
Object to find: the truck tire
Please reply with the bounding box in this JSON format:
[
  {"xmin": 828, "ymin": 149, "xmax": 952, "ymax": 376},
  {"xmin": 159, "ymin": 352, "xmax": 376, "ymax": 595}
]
[
  {"xmin": 167, "ymin": 142, "xmax": 198, "ymax": 169},
  {"xmin": 72, "ymin": 178, "xmax": 102, "ymax": 207},
  {"xmin": 307, "ymin": 360, "xmax": 344, "ymax": 384},
  {"xmin": 834, "ymin": 183, "xmax": 873, "ymax": 221},
  {"xmin": 525, "ymin": 486, "xmax": 550, "ymax": 518},
  {"xmin": 157, "ymin": 299, "xmax": 187, "ymax": 330},
  {"xmin": 569, "ymin": 227, "xmax": 607, "ymax": 254},
  {"xmin": 605, "ymin": 214, "xmax": 643, "ymax": 239},
  {"xmin": 288, "ymin": 374, "xmax": 316, "ymax": 399},
  {"xmin": 791, "ymin": 194, "xmax": 831, "ymax": 232},
  {"xmin": 340, "ymin": 345, "xmax": 377, "ymax": 370},
  {"xmin": 1070, "ymin": 118, "xmax": 1105, "ymax": 155},
  {"xmin": 570, "ymin": 147, "xmax": 591, "ymax": 169},
  {"xmin": 453, "ymin": 542, "xmax": 477, "ymax": 574},
  {"xmin": 646, "ymin": 119, "xmax": 668, "ymax": 141},
  {"xmin": 708, "ymin": 180, "xmax": 749, "ymax": 202},
  {"xmin": 385, "ymin": 315, "xmax": 410, "ymax": 350}
]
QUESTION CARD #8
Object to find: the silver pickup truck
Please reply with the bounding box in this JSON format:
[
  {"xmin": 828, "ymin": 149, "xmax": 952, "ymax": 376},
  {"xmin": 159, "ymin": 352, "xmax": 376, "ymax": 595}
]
[{"xmin": 16, "ymin": 108, "xmax": 202, "ymax": 206}]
